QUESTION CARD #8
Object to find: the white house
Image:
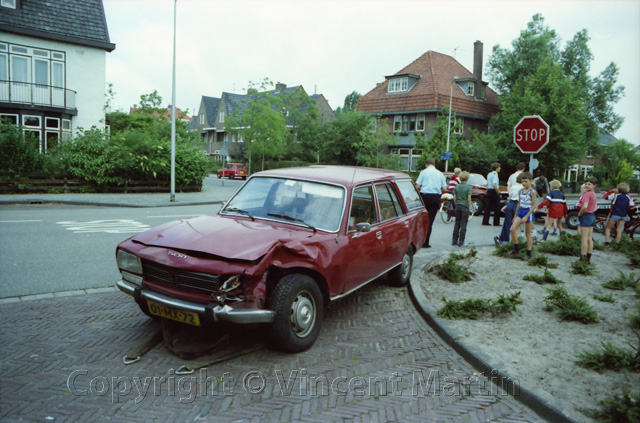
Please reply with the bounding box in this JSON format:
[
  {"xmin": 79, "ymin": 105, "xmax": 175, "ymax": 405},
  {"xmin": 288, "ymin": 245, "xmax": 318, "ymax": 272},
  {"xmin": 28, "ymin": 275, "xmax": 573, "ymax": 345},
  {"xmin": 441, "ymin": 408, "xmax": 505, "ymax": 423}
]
[{"xmin": 0, "ymin": 0, "xmax": 115, "ymax": 152}]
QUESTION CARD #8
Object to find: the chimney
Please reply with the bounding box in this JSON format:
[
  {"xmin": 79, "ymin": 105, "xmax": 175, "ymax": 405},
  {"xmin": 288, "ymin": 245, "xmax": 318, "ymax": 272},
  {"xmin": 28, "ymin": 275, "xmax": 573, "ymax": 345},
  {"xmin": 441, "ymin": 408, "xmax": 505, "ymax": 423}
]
[
  {"xmin": 473, "ymin": 40, "xmax": 483, "ymax": 99},
  {"xmin": 275, "ymin": 82, "xmax": 287, "ymax": 92}
]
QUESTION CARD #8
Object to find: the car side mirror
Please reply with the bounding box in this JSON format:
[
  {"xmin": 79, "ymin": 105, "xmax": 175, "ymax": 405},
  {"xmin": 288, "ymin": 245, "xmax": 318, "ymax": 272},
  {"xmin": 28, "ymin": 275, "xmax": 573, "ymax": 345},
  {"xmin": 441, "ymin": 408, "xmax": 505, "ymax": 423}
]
[{"xmin": 355, "ymin": 222, "xmax": 371, "ymax": 233}]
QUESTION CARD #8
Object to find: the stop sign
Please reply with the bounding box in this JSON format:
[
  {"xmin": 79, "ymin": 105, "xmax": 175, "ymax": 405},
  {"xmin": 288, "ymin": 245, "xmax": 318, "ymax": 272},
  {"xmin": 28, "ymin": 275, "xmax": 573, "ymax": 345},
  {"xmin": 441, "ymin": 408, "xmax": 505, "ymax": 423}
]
[{"xmin": 513, "ymin": 116, "xmax": 550, "ymax": 154}]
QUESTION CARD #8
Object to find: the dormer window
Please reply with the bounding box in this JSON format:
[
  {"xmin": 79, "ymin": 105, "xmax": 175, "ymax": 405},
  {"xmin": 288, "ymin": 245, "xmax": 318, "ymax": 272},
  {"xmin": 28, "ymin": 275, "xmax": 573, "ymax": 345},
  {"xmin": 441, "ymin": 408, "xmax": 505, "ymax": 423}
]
[
  {"xmin": 388, "ymin": 77, "xmax": 408, "ymax": 93},
  {"xmin": 467, "ymin": 83, "xmax": 474, "ymax": 96},
  {"xmin": 1, "ymin": 0, "xmax": 17, "ymax": 8}
]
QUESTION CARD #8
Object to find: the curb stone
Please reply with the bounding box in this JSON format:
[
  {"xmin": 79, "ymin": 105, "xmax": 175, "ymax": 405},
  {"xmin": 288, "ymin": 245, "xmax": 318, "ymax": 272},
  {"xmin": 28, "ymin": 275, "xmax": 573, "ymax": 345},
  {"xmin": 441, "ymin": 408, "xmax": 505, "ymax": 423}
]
[{"xmin": 409, "ymin": 251, "xmax": 580, "ymax": 423}]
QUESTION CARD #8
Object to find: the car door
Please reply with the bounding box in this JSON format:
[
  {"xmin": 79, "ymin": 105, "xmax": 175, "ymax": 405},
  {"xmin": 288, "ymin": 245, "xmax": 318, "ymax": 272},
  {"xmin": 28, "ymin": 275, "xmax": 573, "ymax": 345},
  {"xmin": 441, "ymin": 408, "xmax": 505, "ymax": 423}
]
[
  {"xmin": 373, "ymin": 182, "xmax": 410, "ymax": 273},
  {"xmin": 342, "ymin": 184, "xmax": 385, "ymax": 293}
]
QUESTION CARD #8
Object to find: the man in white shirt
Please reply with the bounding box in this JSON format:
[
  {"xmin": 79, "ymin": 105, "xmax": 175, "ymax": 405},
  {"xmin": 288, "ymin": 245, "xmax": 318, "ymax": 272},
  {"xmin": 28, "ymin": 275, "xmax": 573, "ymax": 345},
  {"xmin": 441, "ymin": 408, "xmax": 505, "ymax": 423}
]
[
  {"xmin": 507, "ymin": 162, "xmax": 525, "ymax": 191},
  {"xmin": 482, "ymin": 162, "xmax": 502, "ymax": 226},
  {"xmin": 416, "ymin": 158, "xmax": 447, "ymax": 248}
]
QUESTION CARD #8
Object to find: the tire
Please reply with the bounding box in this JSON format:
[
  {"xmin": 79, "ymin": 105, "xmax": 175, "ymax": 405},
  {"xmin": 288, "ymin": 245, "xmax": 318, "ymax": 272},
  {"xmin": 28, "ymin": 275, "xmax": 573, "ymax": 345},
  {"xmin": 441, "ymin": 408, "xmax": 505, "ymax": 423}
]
[
  {"xmin": 566, "ymin": 211, "xmax": 579, "ymax": 230},
  {"xmin": 242, "ymin": 176, "xmax": 247, "ymax": 180},
  {"xmin": 471, "ymin": 198, "xmax": 484, "ymax": 216},
  {"xmin": 230, "ymin": 174, "xmax": 235, "ymax": 180},
  {"xmin": 594, "ymin": 218, "xmax": 607, "ymax": 234},
  {"xmin": 387, "ymin": 247, "xmax": 413, "ymax": 287},
  {"xmin": 268, "ymin": 274, "xmax": 323, "ymax": 353},
  {"xmin": 217, "ymin": 173, "xmax": 222, "ymax": 179},
  {"xmin": 440, "ymin": 201, "xmax": 454, "ymax": 224}
]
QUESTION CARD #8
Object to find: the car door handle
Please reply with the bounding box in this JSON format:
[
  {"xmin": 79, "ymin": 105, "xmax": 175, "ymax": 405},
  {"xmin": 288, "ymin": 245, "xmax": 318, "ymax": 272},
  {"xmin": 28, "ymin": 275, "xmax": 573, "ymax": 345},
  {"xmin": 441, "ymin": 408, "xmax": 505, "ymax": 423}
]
[
  {"xmin": 376, "ymin": 231, "xmax": 382, "ymax": 239},
  {"xmin": 404, "ymin": 221, "xmax": 410, "ymax": 227}
]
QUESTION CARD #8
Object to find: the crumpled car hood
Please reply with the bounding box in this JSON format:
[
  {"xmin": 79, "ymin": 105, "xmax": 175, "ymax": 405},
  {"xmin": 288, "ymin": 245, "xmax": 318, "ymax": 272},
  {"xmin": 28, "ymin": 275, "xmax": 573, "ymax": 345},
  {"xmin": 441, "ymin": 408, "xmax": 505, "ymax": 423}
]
[{"xmin": 132, "ymin": 215, "xmax": 314, "ymax": 261}]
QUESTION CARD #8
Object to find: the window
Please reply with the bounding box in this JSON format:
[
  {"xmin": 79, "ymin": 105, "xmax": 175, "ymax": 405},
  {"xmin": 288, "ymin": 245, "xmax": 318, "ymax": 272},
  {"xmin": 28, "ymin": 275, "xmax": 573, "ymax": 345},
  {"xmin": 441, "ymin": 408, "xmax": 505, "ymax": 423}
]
[
  {"xmin": 52, "ymin": 62, "xmax": 64, "ymax": 87},
  {"xmin": 388, "ymin": 77, "xmax": 408, "ymax": 93},
  {"xmin": 62, "ymin": 119, "xmax": 71, "ymax": 130},
  {"xmin": 34, "ymin": 59, "xmax": 49, "ymax": 85},
  {"xmin": 45, "ymin": 131, "xmax": 59, "ymax": 150},
  {"xmin": 23, "ymin": 115, "xmax": 41, "ymax": 127},
  {"xmin": 393, "ymin": 115, "xmax": 401, "ymax": 132},
  {"xmin": 416, "ymin": 114, "xmax": 425, "ymax": 131},
  {"xmin": 402, "ymin": 115, "xmax": 409, "ymax": 132},
  {"xmin": 199, "ymin": 114, "xmax": 205, "ymax": 124},
  {"xmin": 453, "ymin": 117, "xmax": 464, "ymax": 135},
  {"xmin": 376, "ymin": 183, "xmax": 403, "ymax": 221},
  {"xmin": 349, "ymin": 185, "xmax": 377, "ymax": 230},
  {"xmin": 0, "ymin": 113, "xmax": 18, "ymax": 124},
  {"xmin": 409, "ymin": 115, "xmax": 416, "ymax": 132},
  {"xmin": 467, "ymin": 83, "xmax": 474, "ymax": 96},
  {"xmin": 219, "ymin": 112, "xmax": 225, "ymax": 123},
  {"xmin": 1, "ymin": 0, "xmax": 17, "ymax": 8},
  {"xmin": 396, "ymin": 180, "xmax": 423, "ymax": 211},
  {"xmin": 45, "ymin": 117, "xmax": 60, "ymax": 129}
]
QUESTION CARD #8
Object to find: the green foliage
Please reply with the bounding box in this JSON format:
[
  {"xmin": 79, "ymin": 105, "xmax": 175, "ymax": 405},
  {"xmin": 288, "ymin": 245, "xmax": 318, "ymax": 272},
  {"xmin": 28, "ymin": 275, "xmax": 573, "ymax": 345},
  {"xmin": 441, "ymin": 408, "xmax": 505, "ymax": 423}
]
[
  {"xmin": 602, "ymin": 271, "xmax": 639, "ymax": 291},
  {"xmin": 523, "ymin": 269, "xmax": 563, "ymax": 285},
  {"xmin": 593, "ymin": 293, "xmax": 615, "ymax": 303},
  {"xmin": 611, "ymin": 237, "xmax": 640, "ymax": 268},
  {"xmin": 437, "ymin": 292, "xmax": 522, "ymax": 320},
  {"xmin": 592, "ymin": 140, "xmax": 640, "ymax": 186},
  {"xmin": 571, "ymin": 259, "xmax": 595, "ymax": 275},
  {"xmin": 527, "ymin": 254, "xmax": 558, "ymax": 269},
  {"xmin": 415, "ymin": 107, "xmax": 467, "ymax": 170},
  {"xmin": 319, "ymin": 110, "xmax": 371, "ymax": 165},
  {"xmin": 576, "ymin": 342, "xmax": 640, "ymax": 372},
  {"xmin": 354, "ymin": 116, "xmax": 400, "ymax": 169},
  {"xmin": 544, "ymin": 286, "xmax": 599, "ymax": 323},
  {"xmin": 0, "ymin": 120, "xmax": 44, "ymax": 173},
  {"xmin": 437, "ymin": 256, "xmax": 472, "ymax": 284},
  {"xmin": 580, "ymin": 387, "xmax": 640, "ymax": 423},
  {"xmin": 631, "ymin": 305, "xmax": 640, "ymax": 329},
  {"xmin": 458, "ymin": 131, "xmax": 501, "ymax": 175},
  {"xmin": 537, "ymin": 233, "xmax": 582, "ymax": 256},
  {"xmin": 450, "ymin": 247, "xmax": 478, "ymax": 261},
  {"xmin": 335, "ymin": 91, "xmax": 362, "ymax": 114},
  {"xmin": 487, "ymin": 14, "xmax": 624, "ymax": 175}
]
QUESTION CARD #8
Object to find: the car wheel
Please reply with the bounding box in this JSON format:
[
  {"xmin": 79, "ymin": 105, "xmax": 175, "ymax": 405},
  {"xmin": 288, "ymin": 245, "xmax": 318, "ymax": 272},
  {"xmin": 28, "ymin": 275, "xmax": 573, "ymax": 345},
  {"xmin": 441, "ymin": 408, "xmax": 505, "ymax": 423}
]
[
  {"xmin": 566, "ymin": 211, "xmax": 579, "ymax": 230},
  {"xmin": 217, "ymin": 173, "xmax": 222, "ymax": 179},
  {"xmin": 242, "ymin": 176, "xmax": 247, "ymax": 180},
  {"xmin": 230, "ymin": 174, "xmax": 235, "ymax": 179},
  {"xmin": 268, "ymin": 274, "xmax": 323, "ymax": 353},
  {"xmin": 387, "ymin": 247, "xmax": 413, "ymax": 287},
  {"xmin": 471, "ymin": 198, "xmax": 484, "ymax": 216}
]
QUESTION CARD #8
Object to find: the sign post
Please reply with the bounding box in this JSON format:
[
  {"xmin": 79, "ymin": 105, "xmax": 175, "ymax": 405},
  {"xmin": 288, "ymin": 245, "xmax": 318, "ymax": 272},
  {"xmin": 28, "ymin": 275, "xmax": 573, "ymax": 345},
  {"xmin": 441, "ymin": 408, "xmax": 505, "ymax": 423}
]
[{"xmin": 514, "ymin": 115, "xmax": 549, "ymax": 172}]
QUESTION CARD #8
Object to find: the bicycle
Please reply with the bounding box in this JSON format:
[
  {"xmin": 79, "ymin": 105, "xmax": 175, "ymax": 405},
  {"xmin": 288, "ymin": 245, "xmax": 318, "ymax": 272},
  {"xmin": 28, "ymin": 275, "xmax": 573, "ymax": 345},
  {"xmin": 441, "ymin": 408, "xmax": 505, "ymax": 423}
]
[
  {"xmin": 594, "ymin": 213, "xmax": 640, "ymax": 239},
  {"xmin": 440, "ymin": 193, "xmax": 475, "ymax": 224}
]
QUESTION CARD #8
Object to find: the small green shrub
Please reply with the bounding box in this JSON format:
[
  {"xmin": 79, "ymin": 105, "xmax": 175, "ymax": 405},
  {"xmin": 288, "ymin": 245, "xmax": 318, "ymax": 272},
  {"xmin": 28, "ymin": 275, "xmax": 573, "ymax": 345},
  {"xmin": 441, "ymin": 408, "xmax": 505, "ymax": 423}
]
[
  {"xmin": 580, "ymin": 387, "xmax": 640, "ymax": 423},
  {"xmin": 602, "ymin": 271, "xmax": 639, "ymax": 291},
  {"xmin": 523, "ymin": 269, "xmax": 563, "ymax": 285},
  {"xmin": 537, "ymin": 233, "xmax": 582, "ymax": 256},
  {"xmin": 437, "ymin": 255, "xmax": 472, "ymax": 284},
  {"xmin": 527, "ymin": 255, "xmax": 558, "ymax": 269},
  {"xmin": 576, "ymin": 342, "xmax": 640, "ymax": 372},
  {"xmin": 593, "ymin": 293, "xmax": 615, "ymax": 303},
  {"xmin": 450, "ymin": 247, "xmax": 477, "ymax": 261},
  {"xmin": 630, "ymin": 305, "xmax": 640, "ymax": 329},
  {"xmin": 437, "ymin": 292, "xmax": 522, "ymax": 320},
  {"xmin": 544, "ymin": 286, "xmax": 599, "ymax": 324},
  {"xmin": 571, "ymin": 260, "xmax": 595, "ymax": 275}
]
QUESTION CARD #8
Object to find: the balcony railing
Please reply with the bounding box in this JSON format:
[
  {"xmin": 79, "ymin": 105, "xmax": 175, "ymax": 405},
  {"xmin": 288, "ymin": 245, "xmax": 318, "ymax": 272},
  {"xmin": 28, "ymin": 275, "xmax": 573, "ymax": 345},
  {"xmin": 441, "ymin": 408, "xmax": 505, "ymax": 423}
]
[{"xmin": 0, "ymin": 80, "xmax": 77, "ymax": 111}]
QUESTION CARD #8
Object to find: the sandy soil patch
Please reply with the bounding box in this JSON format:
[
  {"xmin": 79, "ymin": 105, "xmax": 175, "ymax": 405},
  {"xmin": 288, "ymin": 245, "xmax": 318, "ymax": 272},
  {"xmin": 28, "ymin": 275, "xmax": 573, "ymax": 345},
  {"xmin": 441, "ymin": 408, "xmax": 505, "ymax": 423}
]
[{"xmin": 418, "ymin": 245, "xmax": 639, "ymax": 423}]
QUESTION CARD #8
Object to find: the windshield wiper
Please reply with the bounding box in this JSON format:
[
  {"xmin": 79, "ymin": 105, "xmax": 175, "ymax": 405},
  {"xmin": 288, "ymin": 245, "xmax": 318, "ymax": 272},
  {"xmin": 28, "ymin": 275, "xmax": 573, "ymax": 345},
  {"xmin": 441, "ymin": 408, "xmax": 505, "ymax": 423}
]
[
  {"xmin": 224, "ymin": 207, "xmax": 254, "ymax": 221},
  {"xmin": 268, "ymin": 213, "xmax": 317, "ymax": 232}
]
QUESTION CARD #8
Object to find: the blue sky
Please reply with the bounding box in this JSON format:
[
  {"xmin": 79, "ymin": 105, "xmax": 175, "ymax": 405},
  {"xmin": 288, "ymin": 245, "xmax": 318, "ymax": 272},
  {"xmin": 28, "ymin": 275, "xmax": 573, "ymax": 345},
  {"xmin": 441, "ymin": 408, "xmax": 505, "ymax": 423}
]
[{"xmin": 103, "ymin": 0, "xmax": 640, "ymax": 144}]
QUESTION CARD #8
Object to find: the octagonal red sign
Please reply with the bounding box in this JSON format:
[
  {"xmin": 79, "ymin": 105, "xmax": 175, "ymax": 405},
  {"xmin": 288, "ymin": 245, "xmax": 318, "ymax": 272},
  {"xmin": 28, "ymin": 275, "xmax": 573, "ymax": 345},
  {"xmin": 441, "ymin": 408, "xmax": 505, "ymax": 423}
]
[{"xmin": 513, "ymin": 116, "xmax": 550, "ymax": 154}]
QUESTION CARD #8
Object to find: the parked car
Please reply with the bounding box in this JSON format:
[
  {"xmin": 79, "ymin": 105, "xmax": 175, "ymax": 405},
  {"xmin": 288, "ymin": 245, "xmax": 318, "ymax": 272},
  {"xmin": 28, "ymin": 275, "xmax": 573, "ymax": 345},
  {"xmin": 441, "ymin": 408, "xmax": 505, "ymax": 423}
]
[
  {"xmin": 115, "ymin": 166, "xmax": 429, "ymax": 352},
  {"xmin": 217, "ymin": 162, "xmax": 247, "ymax": 179},
  {"xmin": 443, "ymin": 172, "xmax": 508, "ymax": 215}
]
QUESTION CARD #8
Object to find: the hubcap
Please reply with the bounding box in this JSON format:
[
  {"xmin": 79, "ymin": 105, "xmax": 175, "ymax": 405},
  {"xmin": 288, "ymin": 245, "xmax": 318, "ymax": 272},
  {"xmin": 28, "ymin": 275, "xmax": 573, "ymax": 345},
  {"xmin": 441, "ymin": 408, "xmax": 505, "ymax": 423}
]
[
  {"xmin": 290, "ymin": 291, "xmax": 315, "ymax": 338},
  {"xmin": 401, "ymin": 253, "xmax": 411, "ymax": 280}
]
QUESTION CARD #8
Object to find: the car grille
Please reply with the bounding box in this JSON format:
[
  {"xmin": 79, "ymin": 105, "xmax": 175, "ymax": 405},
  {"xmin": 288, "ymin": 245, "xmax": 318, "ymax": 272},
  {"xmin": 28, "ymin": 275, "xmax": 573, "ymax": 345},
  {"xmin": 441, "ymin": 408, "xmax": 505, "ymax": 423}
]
[{"xmin": 142, "ymin": 261, "xmax": 220, "ymax": 295}]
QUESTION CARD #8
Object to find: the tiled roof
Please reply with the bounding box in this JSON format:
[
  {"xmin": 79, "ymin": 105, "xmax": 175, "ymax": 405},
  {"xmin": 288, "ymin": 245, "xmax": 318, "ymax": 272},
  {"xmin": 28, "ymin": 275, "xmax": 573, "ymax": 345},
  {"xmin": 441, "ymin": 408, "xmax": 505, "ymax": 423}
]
[
  {"xmin": 0, "ymin": 0, "xmax": 115, "ymax": 51},
  {"xmin": 357, "ymin": 51, "xmax": 498, "ymax": 119},
  {"xmin": 202, "ymin": 96, "xmax": 220, "ymax": 126}
]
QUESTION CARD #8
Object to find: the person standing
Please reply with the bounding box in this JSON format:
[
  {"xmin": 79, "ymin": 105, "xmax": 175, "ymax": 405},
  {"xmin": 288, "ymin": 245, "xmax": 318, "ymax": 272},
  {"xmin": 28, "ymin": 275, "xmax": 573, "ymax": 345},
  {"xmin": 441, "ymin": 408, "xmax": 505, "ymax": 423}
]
[
  {"xmin": 576, "ymin": 177, "xmax": 598, "ymax": 263},
  {"xmin": 494, "ymin": 172, "xmax": 523, "ymax": 245},
  {"xmin": 482, "ymin": 162, "xmax": 501, "ymax": 226},
  {"xmin": 447, "ymin": 168, "xmax": 461, "ymax": 192},
  {"xmin": 452, "ymin": 171, "xmax": 472, "ymax": 247},
  {"xmin": 509, "ymin": 172, "xmax": 538, "ymax": 260},
  {"xmin": 416, "ymin": 158, "xmax": 447, "ymax": 248},
  {"xmin": 507, "ymin": 162, "xmax": 525, "ymax": 191},
  {"xmin": 536, "ymin": 179, "xmax": 567, "ymax": 240},
  {"xmin": 603, "ymin": 183, "xmax": 634, "ymax": 246}
]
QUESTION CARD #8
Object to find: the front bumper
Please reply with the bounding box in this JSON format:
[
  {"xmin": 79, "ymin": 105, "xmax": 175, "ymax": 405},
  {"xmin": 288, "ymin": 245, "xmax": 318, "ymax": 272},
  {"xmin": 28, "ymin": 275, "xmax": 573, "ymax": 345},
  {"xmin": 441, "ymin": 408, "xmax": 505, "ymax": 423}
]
[{"xmin": 116, "ymin": 279, "xmax": 274, "ymax": 325}]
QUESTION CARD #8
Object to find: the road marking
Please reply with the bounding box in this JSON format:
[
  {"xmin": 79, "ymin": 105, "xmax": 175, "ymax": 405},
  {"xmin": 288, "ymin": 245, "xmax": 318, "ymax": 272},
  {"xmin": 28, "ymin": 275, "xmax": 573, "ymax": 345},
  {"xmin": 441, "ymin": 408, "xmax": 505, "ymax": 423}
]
[
  {"xmin": 0, "ymin": 220, "xmax": 43, "ymax": 223},
  {"xmin": 57, "ymin": 219, "xmax": 150, "ymax": 234}
]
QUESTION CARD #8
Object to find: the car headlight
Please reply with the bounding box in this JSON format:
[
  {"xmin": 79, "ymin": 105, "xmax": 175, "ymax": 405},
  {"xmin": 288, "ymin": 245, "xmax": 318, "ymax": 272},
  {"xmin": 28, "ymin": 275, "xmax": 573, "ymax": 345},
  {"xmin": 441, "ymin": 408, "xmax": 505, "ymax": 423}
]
[{"xmin": 117, "ymin": 249, "xmax": 142, "ymax": 274}]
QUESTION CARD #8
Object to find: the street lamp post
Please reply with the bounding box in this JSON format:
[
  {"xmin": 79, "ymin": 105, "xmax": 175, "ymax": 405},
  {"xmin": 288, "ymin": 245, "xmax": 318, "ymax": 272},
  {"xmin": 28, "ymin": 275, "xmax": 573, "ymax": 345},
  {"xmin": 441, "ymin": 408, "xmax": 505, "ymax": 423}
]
[
  {"xmin": 445, "ymin": 77, "xmax": 458, "ymax": 173},
  {"xmin": 170, "ymin": 0, "xmax": 177, "ymax": 202}
]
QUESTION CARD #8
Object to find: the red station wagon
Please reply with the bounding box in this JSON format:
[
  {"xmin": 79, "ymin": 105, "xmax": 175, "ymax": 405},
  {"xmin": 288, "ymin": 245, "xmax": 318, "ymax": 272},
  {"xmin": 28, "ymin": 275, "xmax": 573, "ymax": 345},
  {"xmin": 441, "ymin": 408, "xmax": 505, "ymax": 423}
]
[
  {"xmin": 217, "ymin": 162, "xmax": 247, "ymax": 180},
  {"xmin": 116, "ymin": 166, "xmax": 429, "ymax": 352}
]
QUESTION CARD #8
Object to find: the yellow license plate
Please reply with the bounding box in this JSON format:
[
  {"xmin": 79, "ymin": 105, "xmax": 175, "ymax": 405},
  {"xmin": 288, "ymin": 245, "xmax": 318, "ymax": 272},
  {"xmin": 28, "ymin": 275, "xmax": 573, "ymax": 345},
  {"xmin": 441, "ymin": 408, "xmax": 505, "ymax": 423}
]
[{"xmin": 147, "ymin": 300, "xmax": 201, "ymax": 326}]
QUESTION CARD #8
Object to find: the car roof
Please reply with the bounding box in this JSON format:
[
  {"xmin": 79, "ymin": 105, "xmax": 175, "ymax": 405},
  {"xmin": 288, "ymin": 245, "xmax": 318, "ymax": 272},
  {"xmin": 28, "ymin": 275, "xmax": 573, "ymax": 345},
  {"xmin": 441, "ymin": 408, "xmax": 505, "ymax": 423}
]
[{"xmin": 253, "ymin": 166, "xmax": 412, "ymax": 188}]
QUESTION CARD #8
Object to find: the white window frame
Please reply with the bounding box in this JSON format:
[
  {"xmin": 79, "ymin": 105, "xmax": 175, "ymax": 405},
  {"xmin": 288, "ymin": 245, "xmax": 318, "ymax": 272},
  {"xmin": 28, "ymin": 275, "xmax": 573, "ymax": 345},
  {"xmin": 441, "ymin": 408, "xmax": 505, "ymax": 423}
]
[
  {"xmin": 393, "ymin": 115, "xmax": 401, "ymax": 132},
  {"xmin": 416, "ymin": 114, "xmax": 425, "ymax": 131},
  {"xmin": 467, "ymin": 83, "xmax": 474, "ymax": 96},
  {"xmin": 388, "ymin": 77, "xmax": 408, "ymax": 93},
  {"xmin": 45, "ymin": 130, "xmax": 60, "ymax": 151},
  {"xmin": 453, "ymin": 117, "xmax": 464, "ymax": 135},
  {"xmin": 0, "ymin": 113, "xmax": 18, "ymax": 125},
  {"xmin": 45, "ymin": 117, "xmax": 60, "ymax": 129},
  {"xmin": 1, "ymin": 0, "xmax": 17, "ymax": 8},
  {"xmin": 219, "ymin": 112, "xmax": 225, "ymax": 123},
  {"xmin": 23, "ymin": 115, "xmax": 41, "ymax": 128},
  {"xmin": 62, "ymin": 119, "xmax": 71, "ymax": 131}
]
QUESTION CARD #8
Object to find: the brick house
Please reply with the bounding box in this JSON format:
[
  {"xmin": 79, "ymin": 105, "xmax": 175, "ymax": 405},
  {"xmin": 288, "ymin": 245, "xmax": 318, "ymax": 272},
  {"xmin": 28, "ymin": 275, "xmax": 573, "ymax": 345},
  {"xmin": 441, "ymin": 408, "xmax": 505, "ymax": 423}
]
[
  {"xmin": 194, "ymin": 83, "xmax": 335, "ymax": 161},
  {"xmin": 0, "ymin": 0, "xmax": 115, "ymax": 152},
  {"xmin": 357, "ymin": 41, "xmax": 499, "ymax": 172}
]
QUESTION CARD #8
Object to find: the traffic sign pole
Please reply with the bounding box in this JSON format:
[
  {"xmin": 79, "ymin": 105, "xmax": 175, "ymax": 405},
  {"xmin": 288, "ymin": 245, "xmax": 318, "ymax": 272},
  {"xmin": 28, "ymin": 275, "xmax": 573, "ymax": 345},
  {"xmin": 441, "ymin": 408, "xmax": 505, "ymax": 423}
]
[{"xmin": 514, "ymin": 116, "xmax": 549, "ymax": 173}]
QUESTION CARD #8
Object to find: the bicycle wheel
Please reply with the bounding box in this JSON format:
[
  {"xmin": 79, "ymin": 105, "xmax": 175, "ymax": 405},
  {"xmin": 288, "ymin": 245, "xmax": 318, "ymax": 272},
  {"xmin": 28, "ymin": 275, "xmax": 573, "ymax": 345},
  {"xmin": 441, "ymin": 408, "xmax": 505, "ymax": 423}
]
[{"xmin": 440, "ymin": 201, "xmax": 454, "ymax": 224}]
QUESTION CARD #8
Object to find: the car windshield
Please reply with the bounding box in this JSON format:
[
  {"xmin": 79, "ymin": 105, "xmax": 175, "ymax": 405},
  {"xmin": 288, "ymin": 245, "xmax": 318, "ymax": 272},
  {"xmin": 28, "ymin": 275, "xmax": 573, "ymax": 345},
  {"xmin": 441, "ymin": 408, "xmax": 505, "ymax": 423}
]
[
  {"xmin": 221, "ymin": 177, "xmax": 346, "ymax": 232},
  {"xmin": 467, "ymin": 174, "xmax": 488, "ymax": 186}
]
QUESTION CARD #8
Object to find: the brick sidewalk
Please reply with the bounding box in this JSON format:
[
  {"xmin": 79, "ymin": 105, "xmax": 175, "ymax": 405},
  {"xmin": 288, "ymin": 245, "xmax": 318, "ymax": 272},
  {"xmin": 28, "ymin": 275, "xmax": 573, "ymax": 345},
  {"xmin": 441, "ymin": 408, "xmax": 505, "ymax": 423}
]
[{"xmin": 0, "ymin": 282, "xmax": 545, "ymax": 423}]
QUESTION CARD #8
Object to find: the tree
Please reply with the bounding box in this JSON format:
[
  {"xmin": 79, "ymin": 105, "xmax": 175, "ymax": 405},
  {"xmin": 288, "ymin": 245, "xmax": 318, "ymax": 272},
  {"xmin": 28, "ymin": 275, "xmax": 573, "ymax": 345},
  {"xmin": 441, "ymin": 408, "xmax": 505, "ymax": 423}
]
[
  {"xmin": 487, "ymin": 14, "xmax": 625, "ymax": 176},
  {"xmin": 592, "ymin": 139, "xmax": 640, "ymax": 186},
  {"xmin": 415, "ymin": 107, "xmax": 467, "ymax": 171},
  {"xmin": 335, "ymin": 91, "xmax": 362, "ymax": 115},
  {"xmin": 319, "ymin": 111, "xmax": 370, "ymax": 165},
  {"xmin": 353, "ymin": 117, "xmax": 399, "ymax": 169},
  {"xmin": 278, "ymin": 86, "xmax": 322, "ymax": 161},
  {"xmin": 136, "ymin": 90, "xmax": 164, "ymax": 114},
  {"xmin": 225, "ymin": 79, "xmax": 288, "ymax": 172}
]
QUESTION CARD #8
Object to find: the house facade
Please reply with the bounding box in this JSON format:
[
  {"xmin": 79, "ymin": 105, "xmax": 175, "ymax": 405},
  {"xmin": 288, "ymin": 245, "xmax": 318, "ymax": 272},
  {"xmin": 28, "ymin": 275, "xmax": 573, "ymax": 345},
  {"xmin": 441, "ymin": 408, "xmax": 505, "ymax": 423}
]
[
  {"xmin": 194, "ymin": 83, "xmax": 335, "ymax": 161},
  {"xmin": 357, "ymin": 41, "xmax": 499, "ymax": 172},
  {"xmin": 0, "ymin": 0, "xmax": 115, "ymax": 152}
]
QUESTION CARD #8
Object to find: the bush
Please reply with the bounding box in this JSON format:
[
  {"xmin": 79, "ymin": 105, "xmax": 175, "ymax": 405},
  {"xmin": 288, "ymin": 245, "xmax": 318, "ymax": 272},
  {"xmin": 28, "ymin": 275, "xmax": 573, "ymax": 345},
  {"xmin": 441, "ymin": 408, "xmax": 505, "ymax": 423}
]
[
  {"xmin": 581, "ymin": 387, "xmax": 640, "ymax": 423},
  {"xmin": 544, "ymin": 286, "xmax": 599, "ymax": 324},
  {"xmin": 576, "ymin": 342, "xmax": 640, "ymax": 372},
  {"xmin": 437, "ymin": 291, "xmax": 522, "ymax": 320},
  {"xmin": 0, "ymin": 120, "xmax": 44, "ymax": 173}
]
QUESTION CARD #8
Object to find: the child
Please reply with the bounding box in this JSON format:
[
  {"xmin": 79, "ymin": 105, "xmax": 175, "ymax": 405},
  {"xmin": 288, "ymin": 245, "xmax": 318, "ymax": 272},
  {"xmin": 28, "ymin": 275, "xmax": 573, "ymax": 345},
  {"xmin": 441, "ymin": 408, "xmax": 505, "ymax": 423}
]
[
  {"xmin": 452, "ymin": 171, "xmax": 472, "ymax": 247},
  {"xmin": 448, "ymin": 168, "xmax": 461, "ymax": 193},
  {"xmin": 495, "ymin": 173, "xmax": 523, "ymax": 245},
  {"xmin": 604, "ymin": 183, "xmax": 635, "ymax": 246},
  {"xmin": 509, "ymin": 172, "xmax": 537, "ymax": 260},
  {"xmin": 536, "ymin": 179, "xmax": 567, "ymax": 240},
  {"xmin": 576, "ymin": 177, "xmax": 598, "ymax": 263}
]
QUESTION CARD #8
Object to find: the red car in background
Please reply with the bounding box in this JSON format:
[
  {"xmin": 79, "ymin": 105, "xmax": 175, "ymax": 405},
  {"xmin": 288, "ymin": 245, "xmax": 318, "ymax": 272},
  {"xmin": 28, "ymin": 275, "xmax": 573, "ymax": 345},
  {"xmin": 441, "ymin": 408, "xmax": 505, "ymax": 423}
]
[
  {"xmin": 116, "ymin": 166, "xmax": 428, "ymax": 353},
  {"xmin": 444, "ymin": 172, "xmax": 508, "ymax": 215},
  {"xmin": 217, "ymin": 162, "xmax": 247, "ymax": 180}
]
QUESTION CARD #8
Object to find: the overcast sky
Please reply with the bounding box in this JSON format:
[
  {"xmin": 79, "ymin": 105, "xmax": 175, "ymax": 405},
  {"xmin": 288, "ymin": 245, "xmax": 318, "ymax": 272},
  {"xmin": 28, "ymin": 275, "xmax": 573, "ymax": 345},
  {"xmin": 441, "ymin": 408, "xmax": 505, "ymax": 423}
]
[{"xmin": 102, "ymin": 0, "xmax": 640, "ymax": 144}]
